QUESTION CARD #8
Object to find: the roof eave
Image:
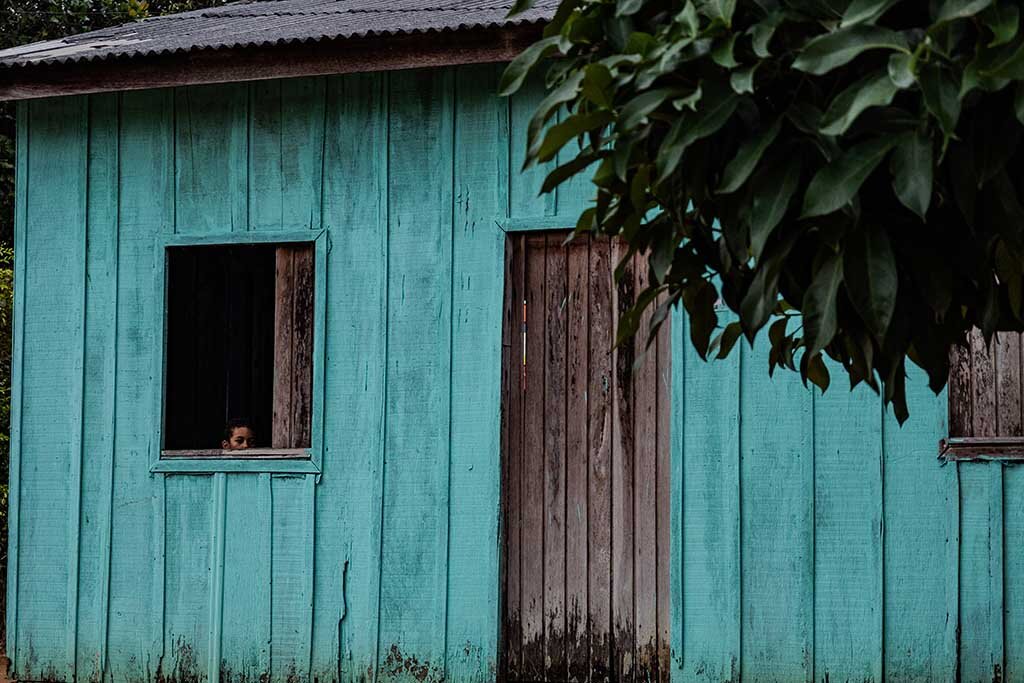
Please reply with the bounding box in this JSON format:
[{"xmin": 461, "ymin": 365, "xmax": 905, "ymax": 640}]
[{"xmin": 0, "ymin": 22, "xmax": 541, "ymax": 101}]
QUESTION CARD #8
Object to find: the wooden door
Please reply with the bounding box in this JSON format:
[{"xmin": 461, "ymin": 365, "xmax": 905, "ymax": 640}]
[{"xmin": 501, "ymin": 232, "xmax": 672, "ymax": 683}]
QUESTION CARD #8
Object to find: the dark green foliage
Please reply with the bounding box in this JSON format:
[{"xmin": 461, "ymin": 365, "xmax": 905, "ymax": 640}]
[{"xmin": 503, "ymin": 0, "xmax": 1024, "ymax": 421}]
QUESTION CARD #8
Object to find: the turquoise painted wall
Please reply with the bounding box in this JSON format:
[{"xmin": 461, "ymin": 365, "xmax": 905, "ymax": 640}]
[{"xmin": 7, "ymin": 64, "xmax": 1022, "ymax": 683}]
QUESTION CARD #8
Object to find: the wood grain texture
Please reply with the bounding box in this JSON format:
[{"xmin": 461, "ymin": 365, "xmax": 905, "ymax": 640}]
[
  {"xmin": 75, "ymin": 92, "xmax": 119, "ymax": 683},
  {"xmin": 446, "ymin": 62, "xmax": 508, "ymax": 683},
  {"xmin": 566, "ymin": 236, "xmax": 590, "ymax": 682},
  {"xmin": 106, "ymin": 87, "xmax": 172, "ymax": 683},
  {"xmin": 163, "ymin": 474, "xmax": 213, "ymax": 682},
  {"xmin": 270, "ymin": 475, "xmax": 315, "ymax": 683},
  {"xmin": 14, "ymin": 94, "xmax": 86, "ymax": 680},
  {"xmin": 610, "ymin": 240, "xmax": 636, "ymax": 683},
  {"xmin": 739, "ymin": 337, "xmax": 814, "ymax": 683},
  {"xmin": 883, "ymin": 368, "xmax": 958, "ymax": 683},
  {"xmin": 272, "ymin": 244, "xmax": 315, "ymax": 449},
  {"xmin": 377, "ymin": 67, "xmax": 454, "ymax": 682},
  {"xmin": 174, "ymin": 83, "xmax": 247, "ymax": 234},
  {"xmin": 677, "ymin": 312, "xmax": 740, "ymax": 683},
  {"xmin": 249, "ymin": 78, "xmax": 325, "ymax": 232},
  {"xmin": 315, "ymin": 70, "xmax": 388, "ymax": 683},
  {"xmin": 544, "ymin": 234, "xmax": 569, "ymax": 681},
  {"xmin": 812, "ymin": 379, "xmax": 883, "ymax": 683}
]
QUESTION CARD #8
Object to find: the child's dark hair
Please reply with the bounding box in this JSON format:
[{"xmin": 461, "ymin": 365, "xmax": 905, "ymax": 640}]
[{"xmin": 223, "ymin": 418, "xmax": 255, "ymax": 442}]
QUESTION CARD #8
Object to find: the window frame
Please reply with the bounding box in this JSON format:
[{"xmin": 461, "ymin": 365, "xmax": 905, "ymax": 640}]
[
  {"xmin": 149, "ymin": 229, "xmax": 327, "ymax": 475},
  {"xmin": 940, "ymin": 333, "xmax": 1024, "ymax": 463}
]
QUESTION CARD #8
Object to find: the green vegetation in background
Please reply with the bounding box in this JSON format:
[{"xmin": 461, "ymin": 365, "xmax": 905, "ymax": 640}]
[{"xmin": 503, "ymin": 0, "xmax": 1024, "ymax": 421}]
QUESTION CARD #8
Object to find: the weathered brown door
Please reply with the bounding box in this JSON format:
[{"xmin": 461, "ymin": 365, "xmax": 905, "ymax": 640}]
[{"xmin": 501, "ymin": 232, "xmax": 671, "ymax": 683}]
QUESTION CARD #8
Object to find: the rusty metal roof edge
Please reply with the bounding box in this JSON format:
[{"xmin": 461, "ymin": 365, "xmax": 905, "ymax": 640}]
[{"xmin": 0, "ymin": 3, "xmax": 555, "ymax": 69}]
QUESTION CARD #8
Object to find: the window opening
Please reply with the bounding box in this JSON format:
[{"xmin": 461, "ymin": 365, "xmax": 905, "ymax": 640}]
[{"xmin": 162, "ymin": 242, "xmax": 314, "ymax": 456}]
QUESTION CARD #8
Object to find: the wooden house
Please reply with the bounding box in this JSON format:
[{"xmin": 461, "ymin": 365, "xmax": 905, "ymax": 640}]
[{"xmin": 0, "ymin": 1, "xmax": 1022, "ymax": 681}]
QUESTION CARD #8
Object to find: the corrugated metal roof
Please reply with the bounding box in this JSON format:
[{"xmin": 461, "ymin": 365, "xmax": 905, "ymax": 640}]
[{"xmin": 0, "ymin": 0, "xmax": 558, "ymax": 68}]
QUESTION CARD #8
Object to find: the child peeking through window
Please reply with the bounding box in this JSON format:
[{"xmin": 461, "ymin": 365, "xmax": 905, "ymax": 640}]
[{"xmin": 222, "ymin": 418, "xmax": 256, "ymax": 450}]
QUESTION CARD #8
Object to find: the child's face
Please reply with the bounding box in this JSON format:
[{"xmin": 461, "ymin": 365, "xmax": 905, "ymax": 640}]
[{"xmin": 222, "ymin": 426, "xmax": 255, "ymax": 450}]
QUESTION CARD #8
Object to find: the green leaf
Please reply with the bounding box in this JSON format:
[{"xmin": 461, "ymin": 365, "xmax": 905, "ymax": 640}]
[
  {"xmin": 718, "ymin": 117, "xmax": 781, "ymax": 193},
  {"xmin": 887, "ymin": 52, "xmax": 915, "ymax": 88},
  {"xmin": 981, "ymin": 3, "xmax": 1019, "ymax": 46},
  {"xmin": 541, "ymin": 150, "xmax": 601, "ymax": 193},
  {"xmin": 749, "ymin": 157, "xmax": 802, "ymax": 260},
  {"xmin": 711, "ymin": 33, "xmax": 740, "ymax": 67},
  {"xmin": 793, "ymin": 25, "xmax": 908, "ymax": 75},
  {"xmin": 581, "ymin": 63, "xmax": 614, "ymax": 108},
  {"xmin": 673, "ymin": 84, "xmax": 704, "ymax": 111},
  {"xmin": 506, "ymin": 0, "xmax": 536, "ymax": 18},
  {"xmin": 934, "ymin": 0, "xmax": 993, "ymax": 24},
  {"xmin": 918, "ymin": 63, "xmax": 961, "ymax": 137},
  {"xmin": 802, "ymin": 137, "xmax": 896, "ymax": 217},
  {"xmin": 844, "ymin": 223, "xmax": 898, "ymax": 338},
  {"xmin": 619, "ymin": 88, "xmax": 682, "ymax": 131},
  {"xmin": 683, "ymin": 280, "xmax": 719, "ymax": 359},
  {"xmin": 525, "ymin": 70, "xmax": 585, "ymax": 162},
  {"xmin": 499, "ymin": 36, "xmax": 561, "ymax": 96},
  {"xmin": 730, "ymin": 63, "xmax": 759, "ymax": 93},
  {"xmin": 890, "ymin": 130, "xmax": 932, "ymax": 218},
  {"xmin": 841, "ymin": 0, "xmax": 899, "ymax": 27},
  {"xmin": 715, "ymin": 320, "xmax": 743, "ymax": 359},
  {"xmin": 656, "ymin": 83, "xmax": 740, "ymax": 182},
  {"xmin": 616, "ymin": 0, "xmax": 644, "ymax": 18},
  {"xmin": 538, "ymin": 111, "xmax": 614, "ymax": 162},
  {"xmin": 740, "ymin": 234, "xmax": 798, "ymax": 335},
  {"xmin": 699, "ymin": 0, "xmax": 737, "ymax": 26},
  {"xmin": 749, "ymin": 11, "xmax": 784, "ymax": 57},
  {"xmin": 803, "ymin": 352, "xmax": 832, "ymax": 392},
  {"xmin": 819, "ymin": 72, "xmax": 899, "ymax": 136},
  {"xmin": 676, "ymin": 1, "xmax": 700, "ymax": 36},
  {"xmin": 803, "ymin": 249, "xmax": 844, "ymax": 357}
]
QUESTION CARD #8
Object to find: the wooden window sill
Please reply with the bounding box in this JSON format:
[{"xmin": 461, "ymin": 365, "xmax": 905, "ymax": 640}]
[
  {"xmin": 939, "ymin": 437, "xmax": 1024, "ymax": 462},
  {"xmin": 152, "ymin": 449, "xmax": 318, "ymax": 474}
]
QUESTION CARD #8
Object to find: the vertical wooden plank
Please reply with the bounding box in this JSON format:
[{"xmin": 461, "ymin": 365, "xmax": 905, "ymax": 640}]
[
  {"xmin": 1005, "ymin": 465, "xmax": 1024, "ymax": 683},
  {"xmin": 812, "ymin": 379, "xmax": 883, "ymax": 683},
  {"xmin": 175, "ymin": 83, "xmax": 247, "ymax": 234},
  {"xmin": 222, "ymin": 474, "xmax": 272, "ymax": 683},
  {"xmin": 565, "ymin": 236, "xmax": 590, "ymax": 683},
  {"xmin": 521, "ymin": 234, "xmax": 548, "ymax": 681},
  {"xmin": 76, "ymin": 92, "xmax": 120, "ymax": 683},
  {"xmin": 6, "ymin": 100, "xmax": 27, "ymax": 667},
  {"xmin": 272, "ymin": 244, "xmax": 315, "ymax": 449},
  {"xmin": 739, "ymin": 337, "xmax": 813, "ymax": 683},
  {"xmin": 960, "ymin": 462, "xmax": 1005, "ymax": 683},
  {"xmin": 611, "ymin": 239, "xmax": 636, "ymax": 683},
  {"xmin": 677, "ymin": 312, "xmax": 740, "ymax": 683},
  {"xmin": 13, "ymin": 95, "xmax": 87, "ymax": 681},
  {"xmin": 883, "ymin": 369, "xmax": 958, "ymax": 683},
  {"xmin": 949, "ymin": 341, "xmax": 974, "ymax": 437},
  {"xmin": 668, "ymin": 301, "xmax": 684, "ymax": 683},
  {"xmin": 996, "ymin": 332, "xmax": 1023, "ymax": 435},
  {"xmin": 272, "ymin": 248, "xmax": 295, "ymax": 447},
  {"xmin": 208, "ymin": 473, "xmax": 227, "ymax": 683},
  {"xmin": 633, "ymin": 255, "xmax": 659, "ymax": 683},
  {"xmin": 107, "ymin": 87, "xmax": 172, "ymax": 682},
  {"xmin": 588, "ymin": 236, "xmax": 614, "ymax": 683},
  {"xmin": 505, "ymin": 234, "xmax": 526, "ymax": 682},
  {"xmin": 654, "ymin": 297, "xmax": 671, "ymax": 683},
  {"xmin": 163, "ymin": 475, "xmax": 213, "ymax": 682},
  {"xmin": 377, "ymin": 68, "xmax": 454, "ymax": 682},
  {"xmin": 316, "ymin": 71, "xmax": 387, "ymax": 683},
  {"xmin": 960, "ymin": 332, "xmax": 1005, "ymax": 683},
  {"xmin": 271, "ymin": 475, "xmax": 315, "ymax": 682},
  {"xmin": 508, "ymin": 77, "xmax": 556, "ymax": 220},
  {"xmin": 249, "ymin": 78, "xmax": 325, "ymax": 231},
  {"xmin": 446, "ymin": 63, "xmax": 508, "ymax": 682},
  {"xmin": 544, "ymin": 234, "xmax": 569, "ymax": 681}
]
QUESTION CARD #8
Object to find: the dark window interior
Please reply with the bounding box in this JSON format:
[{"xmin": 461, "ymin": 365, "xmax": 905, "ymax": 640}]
[{"xmin": 163, "ymin": 242, "xmax": 313, "ymax": 452}]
